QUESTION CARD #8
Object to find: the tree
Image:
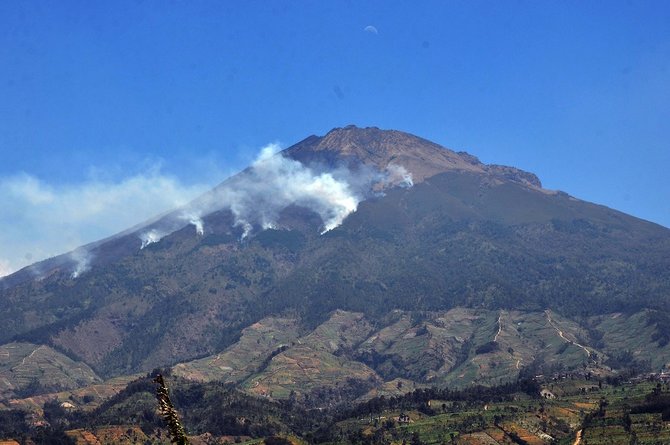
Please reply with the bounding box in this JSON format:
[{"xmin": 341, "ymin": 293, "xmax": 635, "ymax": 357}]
[{"xmin": 153, "ymin": 374, "xmax": 190, "ymax": 445}]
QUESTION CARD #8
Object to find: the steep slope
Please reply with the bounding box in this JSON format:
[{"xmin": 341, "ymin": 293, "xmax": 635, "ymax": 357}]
[
  {"xmin": 286, "ymin": 125, "xmax": 541, "ymax": 188},
  {"xmin": 0, "ymin": 126, "xmax": 668, "ymax": 395},
  {"xmin": 172, "ymin": 316, "xmax": 301, "ymax": 383},
  {"xmin": 262, "ymin": 170, "xmax": 670, "ymax": 323},
  {"xmin": 170, "ymin": 308, "xmax": 670, "ymax": 403},
  {"xmin": 0, "ymin": 342, "xmax": 101, "ymax": 400}
]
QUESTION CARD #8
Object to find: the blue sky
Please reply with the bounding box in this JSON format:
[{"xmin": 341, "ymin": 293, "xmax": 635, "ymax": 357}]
[{"xmin": 1, "ymin": 0, "xmax": 669, "ymax": 275}]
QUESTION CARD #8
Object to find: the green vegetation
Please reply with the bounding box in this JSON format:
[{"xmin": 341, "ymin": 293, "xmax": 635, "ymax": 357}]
[
  {"xmin": 3, "ymin": 370, "xmax": 668, "ymax": 444},
  {"xmin": 580, "ymin": 380, "xmax": 670, "ymax": 444},
  {"xmin": 3, "ymin": 307, "xmax": 670, "ymax": 419},
  {"xmin": 0, "ymin": 342, "xmax": 101, "ymax": 400}
]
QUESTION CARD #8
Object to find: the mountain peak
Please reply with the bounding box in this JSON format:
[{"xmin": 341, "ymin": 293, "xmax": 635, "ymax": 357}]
[
  {"xmin": 305, "ymin": 124, "xmax": 448, "ymax": 158},
  {"xmin": 286, "ymin": 125, "xmax": 483, "ymax": 182},
  {"xmin": 286, "ymin": 125, "xmax": 541, "ymax": 187}
]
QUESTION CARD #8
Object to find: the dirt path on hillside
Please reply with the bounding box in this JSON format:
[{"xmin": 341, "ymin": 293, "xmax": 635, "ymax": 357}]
[
  {"xmin": 494, "ymin": 312, "xmax": 502, "ymax": 342},
  {"xmin": 545, "ymin": 311, "xmax": 590, "ymax": 357},
  {"xmin": 19, "ymin": 345, "xmax": 43, "ymax": 367}
]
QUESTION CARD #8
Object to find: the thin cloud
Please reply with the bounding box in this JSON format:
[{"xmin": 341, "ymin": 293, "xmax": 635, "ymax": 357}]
[
  {"xmin": 0, "ymin": 260, "xmax": 12, "ymax": 278},
  {"xmin": 0, "ymin": 170, "xmax": 210, "ymax": 277}
]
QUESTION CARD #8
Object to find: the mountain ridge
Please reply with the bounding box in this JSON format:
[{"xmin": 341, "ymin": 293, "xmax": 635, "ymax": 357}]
[{"xmin": 286, "ymin": 125, "xmax": 542, "ymax": 188}]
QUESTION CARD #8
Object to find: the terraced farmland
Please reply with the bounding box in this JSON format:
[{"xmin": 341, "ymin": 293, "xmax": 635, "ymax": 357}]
[{"xmin": 0, "ymin": 342, "xmax": 100, "ymax": 401}]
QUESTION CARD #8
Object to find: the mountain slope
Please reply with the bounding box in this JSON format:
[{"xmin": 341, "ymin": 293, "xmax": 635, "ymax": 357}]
[
  {"xmin": 0, "ymin": 342, "xmax": 100, "ymax": 400},
  {"xmin": 0, "ymin": 126, "xmax": 668, "ymax": 394},
  {"xmin": 169, "ymin": 308, "xmax": 670, "ymax": 402}
]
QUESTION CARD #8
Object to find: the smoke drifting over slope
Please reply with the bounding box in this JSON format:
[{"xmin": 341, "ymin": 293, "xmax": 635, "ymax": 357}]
[
  {"xmin": 69, "ymin": 248, "xmax": 91, "ymax": 279},
  {"xmin": 0, "ymin": 140, "xmax": 413, "ymax": 281},
  {"xmin": 139, "ymin": 143, "xmax": 412, "ymax": 245},
  {"xmin": 0, "ymin": 171, "xmax": 209, "ymax": 278},
  {"xmin": 221, "ymin": 143, "xmax": 359, "ymax": 236}
]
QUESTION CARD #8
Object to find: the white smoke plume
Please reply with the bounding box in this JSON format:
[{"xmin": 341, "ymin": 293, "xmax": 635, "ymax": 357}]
[
  {"xmin": 69, "ymin": 248, "xmax": 91, "ymax": 279},
  {"xmin": 140, "ymin": 229, "xmax": 167, "ymax": 249},
  {"xmin": 201, "ymin": 143, "xmax": 361, "ymax": 236},
  {"xmin": 191, "ymin": 217, "xmax": 204, "ymax": 236},
  {"xmin": 226, "ymin": 143, "xmax": 359, "ymax": 234},
  {"xmin": 134, "ymin": 143, "xmax": 414, "ymax": 247},
  {"xmin": 385, "ymin": 164, "xmax": 414, "ymax": 188},
  {"xmin": 181, "ymin": 212, "xmax": 204, "ymax": 236}
]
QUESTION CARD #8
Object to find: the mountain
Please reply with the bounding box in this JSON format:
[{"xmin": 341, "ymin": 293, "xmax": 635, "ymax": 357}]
[{"xmin": 1, "ymin": 125, "xmax": 669, "ymax": 404}]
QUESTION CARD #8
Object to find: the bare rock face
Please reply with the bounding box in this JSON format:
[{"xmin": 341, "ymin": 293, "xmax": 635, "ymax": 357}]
[
  {"xmin": 486, "ymin": 165, "xmax": 542, "ymax": 188},
  {"xmin": 286, "ymin": 125, "xmax": 483, "ymax": 181},
  {"xmin": 286, "ymin": 125, "xmax": 541, "ymax": 188}
]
